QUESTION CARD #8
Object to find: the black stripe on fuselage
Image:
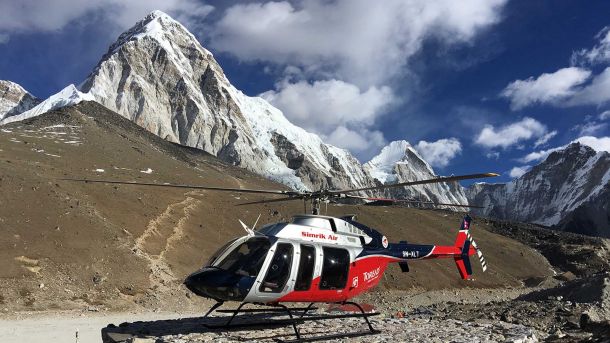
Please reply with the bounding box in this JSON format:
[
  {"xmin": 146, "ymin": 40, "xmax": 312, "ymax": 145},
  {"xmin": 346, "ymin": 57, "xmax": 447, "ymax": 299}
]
[{"xmin": 357, "ymin": 243, "xmax": 435, "ymax": 260}]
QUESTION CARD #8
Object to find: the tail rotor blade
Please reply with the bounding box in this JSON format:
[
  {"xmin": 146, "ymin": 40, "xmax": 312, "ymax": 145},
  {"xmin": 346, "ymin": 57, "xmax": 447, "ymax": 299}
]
[{"xmin": 466, "ymin": 231, "xmax": 487, "ymax": 272}]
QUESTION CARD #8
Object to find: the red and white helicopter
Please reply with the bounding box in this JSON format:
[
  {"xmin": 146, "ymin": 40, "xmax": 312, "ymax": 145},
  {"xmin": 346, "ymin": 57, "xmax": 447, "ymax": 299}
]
[{"xmin": 68, "ymin": 172, "xmax": 497, "ymax": 342}]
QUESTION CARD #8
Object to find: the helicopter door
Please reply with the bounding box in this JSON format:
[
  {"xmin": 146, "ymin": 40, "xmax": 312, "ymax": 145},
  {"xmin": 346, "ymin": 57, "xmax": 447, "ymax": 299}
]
[{"xmin": 258, "ymin": 243, "xmax": 294, "ymax": 295}]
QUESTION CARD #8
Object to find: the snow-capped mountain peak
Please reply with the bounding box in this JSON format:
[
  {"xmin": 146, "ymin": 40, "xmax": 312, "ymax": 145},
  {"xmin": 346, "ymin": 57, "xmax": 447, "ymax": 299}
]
[
  {"xmin": 78, "ymin": 10, "xmax": 380, "ymax": 192},
  {"xmin": 467, "ymin": 142, "xmax": 610, "ymax": 237},
  {"xmin": 0, "ymin": 84, "xmax": 93, "ymax": 125},
  {"xmin": 107, "ymin": 10, "xmax": 208, "ymax": 58},
  {"xmin": 363, "ymin": 140, "xmax": 468, "ymax": 207},
  {"xmin": 364, "ymin": 140, "xmax": 434, "ymax": 183}
]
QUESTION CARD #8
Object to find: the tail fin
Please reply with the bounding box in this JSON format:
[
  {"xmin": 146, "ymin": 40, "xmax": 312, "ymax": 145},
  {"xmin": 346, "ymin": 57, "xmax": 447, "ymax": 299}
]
[
  {"xmin": 454, "ymin": 215, "xmax": 475, "ymax": 279},
  {"xmin": 454, "ymin": 215, "xmax": 487, "ymax": 279}
]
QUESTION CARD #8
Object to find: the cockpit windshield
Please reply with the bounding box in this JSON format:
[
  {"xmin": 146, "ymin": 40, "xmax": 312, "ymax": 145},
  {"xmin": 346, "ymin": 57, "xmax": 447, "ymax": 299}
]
[{"xmin": 211, "ymin": 237, "xmax": 271, "ymax": 277}]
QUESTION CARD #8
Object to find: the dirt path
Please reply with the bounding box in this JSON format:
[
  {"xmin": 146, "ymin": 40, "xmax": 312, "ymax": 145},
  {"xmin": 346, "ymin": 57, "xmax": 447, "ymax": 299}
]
[{"xmin": 133, "ymin": 193, "xmax": 202, "ymax": 292}]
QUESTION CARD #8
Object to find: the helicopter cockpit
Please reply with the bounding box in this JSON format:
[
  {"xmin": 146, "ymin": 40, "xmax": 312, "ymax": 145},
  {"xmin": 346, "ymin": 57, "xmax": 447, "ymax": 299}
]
[
  {"xmin": 184, "ymin": 236, "xmax": 274, "ymax": 301},
  {"xmin": 207, "ymin": 237, "xmax": 271, "ymax": 277}
]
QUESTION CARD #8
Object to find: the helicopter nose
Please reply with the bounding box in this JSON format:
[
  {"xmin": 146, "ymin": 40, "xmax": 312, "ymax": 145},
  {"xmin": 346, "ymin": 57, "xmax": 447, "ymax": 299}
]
[{"xmin": 184, "ymin": 268, "xmax": 247, "ymax": 301}]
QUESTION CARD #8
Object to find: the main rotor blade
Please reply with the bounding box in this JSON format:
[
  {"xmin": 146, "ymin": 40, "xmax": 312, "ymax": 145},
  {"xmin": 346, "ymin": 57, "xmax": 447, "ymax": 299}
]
[
  {"xmin": 345, "ymin": 195, "xmax": 484, "ymax": 208},
  {"xmin": 237, "ymin": 196, "xmax": 304, "ymax": 206},
  {"xmin": 328, "ymin": 172, "xmax": 499, "ymax": 194},
  {"xmin": 60, "ymin": 178, "xmax": 300, "ymax": 196}
]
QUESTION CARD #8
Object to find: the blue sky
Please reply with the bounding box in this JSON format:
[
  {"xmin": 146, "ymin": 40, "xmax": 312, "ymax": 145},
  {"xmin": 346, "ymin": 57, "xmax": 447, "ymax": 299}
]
[{"xmin": 1, "ymin": 0, "xmax": 610, "ymax": 184}]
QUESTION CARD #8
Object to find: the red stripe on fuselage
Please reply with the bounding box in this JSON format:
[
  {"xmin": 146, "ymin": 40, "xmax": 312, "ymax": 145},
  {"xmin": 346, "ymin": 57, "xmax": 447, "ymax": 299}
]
[
  {"xmin": 276, "ymin": 244, "xmax": 477, "ymax": 303},
  {"xmin": 277, "ymin": 255, "xmax": 396, "ymax": 303}
]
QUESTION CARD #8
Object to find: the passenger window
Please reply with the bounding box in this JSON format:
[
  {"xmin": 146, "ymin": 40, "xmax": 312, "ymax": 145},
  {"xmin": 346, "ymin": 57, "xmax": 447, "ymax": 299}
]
[
  {"xmin": 320, "ymin": 247, "xmax": 350, "ymax": 290},
  {"xmin": 260, "ymin": 243, "xmax": 293, "ymax": 293},
  {"xmin": 295, "ymin": 245, "xmax": 316, "ymax": 291}
]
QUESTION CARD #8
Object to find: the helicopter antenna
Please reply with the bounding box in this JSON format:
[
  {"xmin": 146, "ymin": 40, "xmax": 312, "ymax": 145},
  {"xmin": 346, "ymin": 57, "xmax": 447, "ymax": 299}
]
[
  {"xmin": 238, "ymin": 219, "xmax": 255, "ymax": 236},
  {"xmin": 252, "ymin": 214, "xmax": 261, "ymax": 230}
]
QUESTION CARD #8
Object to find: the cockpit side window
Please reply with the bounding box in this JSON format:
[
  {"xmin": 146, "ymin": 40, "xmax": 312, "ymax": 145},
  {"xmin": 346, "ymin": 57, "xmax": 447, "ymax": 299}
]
[
  {"xmin": 213, "ymin": 237, "xmax": 271, "ymax": 277},
  {"xmin": 205, "ymin": 238, "xmax": 238, "ymax": 267},
  {"xmin": 260, "ymin": 243, "xmax": 293, "ymax": 293}
]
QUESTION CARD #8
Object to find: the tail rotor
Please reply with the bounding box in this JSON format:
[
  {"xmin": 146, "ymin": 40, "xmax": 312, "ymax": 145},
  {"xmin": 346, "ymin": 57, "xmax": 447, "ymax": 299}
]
[
  {"xmin": 466, "ymin": 231, "xmax": 487, "ymax": 272},
  {"xmin": 453, "ymin": 215, "xmax": 487, "ymax": 279}
]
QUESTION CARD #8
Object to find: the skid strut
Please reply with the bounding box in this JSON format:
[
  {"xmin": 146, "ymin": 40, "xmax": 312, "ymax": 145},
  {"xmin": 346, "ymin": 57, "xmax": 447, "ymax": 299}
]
[{"xmin": 203, "ymin": 301, "xmax": 380, "ymax": 342}]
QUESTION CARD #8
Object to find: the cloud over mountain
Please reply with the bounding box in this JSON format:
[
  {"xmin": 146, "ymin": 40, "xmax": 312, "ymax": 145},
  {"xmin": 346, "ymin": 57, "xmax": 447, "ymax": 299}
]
[
  {"xmin": 414, "ymin": 138, "xmax": 462, "ymax": 168},
  {"xmin": 502, "ymin": 27, "xmax": 610, "ymax": 110},
  {"xmin": 210, "ymin": 0, "xmax": 507, "ymax": 87},
  {"xmin": 500, "ymin": 67, "xmax": 591, "ymax": 110},
  {"xmin": 211, "ymin": 0, "xmax": 507, "ymax": 161},
  {"xmin": 474, "ymin": 117, "xmax": 552, "ymax": 149},
  {"xmin": 0, "ymin": 0, "xmax": 213, "ymax": 39}
]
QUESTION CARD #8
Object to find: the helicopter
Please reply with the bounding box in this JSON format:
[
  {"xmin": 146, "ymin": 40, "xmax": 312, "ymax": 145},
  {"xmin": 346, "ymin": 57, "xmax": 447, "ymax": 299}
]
[{"xmin": 65, "ymin": 172, "xmax": 497, "ymax": 342}]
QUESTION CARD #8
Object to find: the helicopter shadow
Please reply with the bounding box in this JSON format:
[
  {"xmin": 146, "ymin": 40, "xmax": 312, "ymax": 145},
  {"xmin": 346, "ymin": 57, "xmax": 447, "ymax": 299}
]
[{"xmin": 100, "ymin": 312, "xmax": 330, "ymax": 342}]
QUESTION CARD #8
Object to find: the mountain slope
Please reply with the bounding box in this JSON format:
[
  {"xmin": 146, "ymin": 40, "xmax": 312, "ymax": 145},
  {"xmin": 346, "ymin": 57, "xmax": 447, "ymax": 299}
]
[
  {"xmin": 0, "ymin": 80, "xmax": 40, "ymax": 120},
  {"xmin": 467, "ymin": 143, "xmax": 610, "ymax": 237}
]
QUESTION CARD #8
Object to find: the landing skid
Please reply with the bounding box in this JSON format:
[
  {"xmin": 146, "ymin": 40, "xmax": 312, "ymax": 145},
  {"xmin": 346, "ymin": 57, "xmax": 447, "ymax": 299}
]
[{"xmin": 203, "ymin": 301, "xmax": 381, "ymax": 342}]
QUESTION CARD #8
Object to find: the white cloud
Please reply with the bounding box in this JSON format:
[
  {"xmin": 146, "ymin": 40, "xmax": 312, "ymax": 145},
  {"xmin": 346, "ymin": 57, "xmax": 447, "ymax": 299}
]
[
  {"xmin": 518, "ymin": 146, "xmax": 562, "ymax": 163},
  {"xmin": 0, "ymin": 0, "xmax": 213, "ymax": 38},
  {"xmin": 414, "ymin": 138, "xmax": 462, "ymax": 168},
  {"xmin": 260, "ymin": 79, "xmax": 394, "ymax": 133},
  {"xmin": 261, "ymin": 79, "xmax": 394, "ymax": 160},
  {"xmin": 211, "ymin": 0, "xmax": 507, "ymax": 87},
  {"xmin": 600, "ymin": 110, "xmax": 610, "ymax": 120},
  {"xmin": 573, "ymin": 121, "xmax": 608, "ymax": 136},
  {"xmin": 475, "ymin": 117, "xmax": 550, "ymax": 149},
  {"xmin": 486, "ymin": 151, "xmax": 500, "ymax": 160},
  {"xmin": 534, "ymin": 130, "xmax": 557, "ymax": 147},
  {"xmin": 566, "ymin": 67, "xmax": 610, "ymax": 107},
  {"xmin": 571, "ymin": 26, "xmax": 610, "ymax": 66},
  {"xmin": 324, "ymin": 126, "xmax": 386, "ymax": 160},
  {"xmin": 500, "ymin": 67, "xmax": 591, "ymax": 110},
  {"xmin": 503, "ymin": 27, "xmax": 610, "ymax": 110},
  {"xmin": 509, "ymin": 165, "xmax": 531, "ymax": 178}
]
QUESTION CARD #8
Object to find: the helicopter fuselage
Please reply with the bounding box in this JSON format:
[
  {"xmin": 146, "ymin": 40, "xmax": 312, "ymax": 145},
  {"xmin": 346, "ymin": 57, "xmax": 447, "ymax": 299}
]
[{"xmin": 184, "ymin": 214, "xmax": 479, "ymax": 304}]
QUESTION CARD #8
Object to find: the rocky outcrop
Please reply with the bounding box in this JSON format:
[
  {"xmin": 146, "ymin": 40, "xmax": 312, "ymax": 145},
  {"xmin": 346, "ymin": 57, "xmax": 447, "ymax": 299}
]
[
  {"xmin": 0, "ymin": 80, "xmax": 40, "ymax": 120},
  {"xmin": 467, "ymin": 143, "xmax": 610, "ymax": 237}
]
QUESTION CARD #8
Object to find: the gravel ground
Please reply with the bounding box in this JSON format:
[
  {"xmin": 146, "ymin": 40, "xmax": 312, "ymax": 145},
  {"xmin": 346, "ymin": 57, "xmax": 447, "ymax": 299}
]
[{"xmin": 103, "ymin": 312, "xmax": 538, "ymax": 343}]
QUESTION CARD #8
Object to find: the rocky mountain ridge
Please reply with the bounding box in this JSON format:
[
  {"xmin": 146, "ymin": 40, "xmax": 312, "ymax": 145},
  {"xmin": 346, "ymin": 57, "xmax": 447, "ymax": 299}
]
[
  {"xmin": 467, "ymin": 143, "xmax": 610, "ymax": 237},
  {"xmin": 0, "ymin": 80, "xmax": 41, "ymax": 120}
]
